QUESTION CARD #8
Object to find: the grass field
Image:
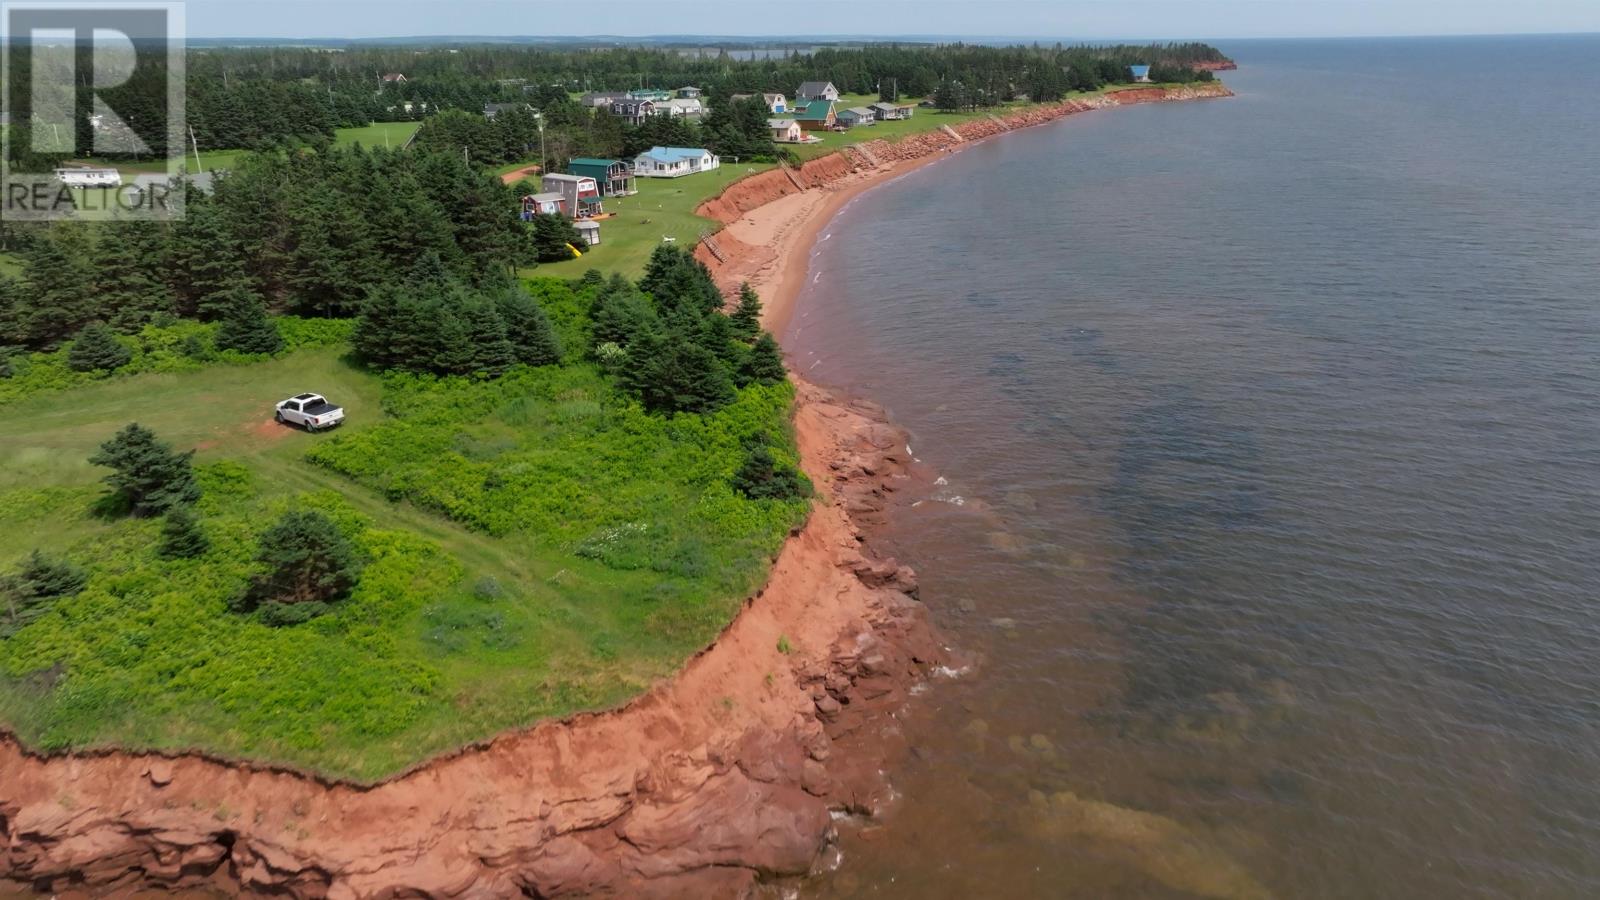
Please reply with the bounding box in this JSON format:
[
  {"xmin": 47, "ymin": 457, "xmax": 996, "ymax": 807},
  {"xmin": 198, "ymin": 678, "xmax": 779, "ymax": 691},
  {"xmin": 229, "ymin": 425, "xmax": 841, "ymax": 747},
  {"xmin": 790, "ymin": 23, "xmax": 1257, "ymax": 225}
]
[
  {"xmin": 80, "ymin": 121, "xmax": 422, "ymax": 180},
  {"xmin": 0, "ymin": 304, "xmax": 805, "ymax": 779},
  {"xmin": 528, "ymin": 162, "xmax": 775, "ymax": 280}
]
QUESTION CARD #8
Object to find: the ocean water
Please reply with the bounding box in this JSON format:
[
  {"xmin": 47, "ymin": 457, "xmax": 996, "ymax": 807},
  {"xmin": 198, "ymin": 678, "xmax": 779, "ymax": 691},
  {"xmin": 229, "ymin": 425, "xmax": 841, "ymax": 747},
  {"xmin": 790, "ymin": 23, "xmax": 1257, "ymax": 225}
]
[{"xmin": 786, "ymin": 36, "xmax": 1600, "ymax": 899}]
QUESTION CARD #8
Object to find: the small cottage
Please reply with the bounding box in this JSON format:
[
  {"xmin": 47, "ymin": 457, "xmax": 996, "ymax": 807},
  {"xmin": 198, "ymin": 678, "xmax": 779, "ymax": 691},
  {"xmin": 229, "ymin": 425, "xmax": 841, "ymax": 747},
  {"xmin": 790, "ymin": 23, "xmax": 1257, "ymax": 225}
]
[
  {"xmin": 520, "ymin": 192, "xmax": 567, "ymax": 220},
  {"xmin": 796, "ymin": 81, "xmax": 840, "ymax": 102},
  {"xmin": 540, "ymin": 173, "xmax": 603, "ymax": 218},
  {"xmin": 660, "ymin": 98, "xmax": 703, "ymax": 118},
  {"xmin": 628, "ymin": 88, "xmax": 674, "ymax": 102},
  {"xmin": 1130, "ymin": 65, "xmax": 1152, "ymax": 83},
  {"xmin": 633, "ymin": 146, "xmax": 720, "ymax": 178},
  {"xmin": 870, "ymin": 101, "xmax": 914, "ymax": 121},
  {"xmin": 677, "ymin": 86, "xmax": 703, "ymax": 99},
  {"xmin": 837, "ymin": 106, "xmax": 877, "ymax": 128},
  {"xmin": 793, "ymin": 99, "xmax": 837, "ymax": 131},
  {"xmin": 580, "ymin": 90, "xmax": 629, "ymax": 108},
  {"xmin": 768, "ymin": 118, "xmax": 805, "ymax": 143},
  {"xmin": 568, "ymin": 158, "xmax": 637, "ymax": 197}
]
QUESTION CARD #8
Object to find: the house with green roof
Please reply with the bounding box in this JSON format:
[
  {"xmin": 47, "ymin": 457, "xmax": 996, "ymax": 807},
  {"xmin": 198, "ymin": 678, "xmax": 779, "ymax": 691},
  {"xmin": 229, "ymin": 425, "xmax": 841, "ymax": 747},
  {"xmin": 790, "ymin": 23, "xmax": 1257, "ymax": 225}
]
[
  {"xmin": 793, "ymin": 99, "xmax": 837, "ymax": 131},
  {"xmin": 567, "ymin": 158, "xmax": 636, "ymax": 197}
]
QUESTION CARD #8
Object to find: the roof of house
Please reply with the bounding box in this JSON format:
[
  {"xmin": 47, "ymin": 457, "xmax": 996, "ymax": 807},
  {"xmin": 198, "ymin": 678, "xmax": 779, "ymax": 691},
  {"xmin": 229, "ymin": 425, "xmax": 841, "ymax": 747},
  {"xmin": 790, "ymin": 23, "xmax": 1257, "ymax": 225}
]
[
  {"xmin": 870, "ymin": 102, "xmax": 899, "ymax": 111},
  {"xmin": 542, "ymin": 173, "xmax": 592, "ymax": 183},
  {"xmin": 841, "ymin": 106, "xmax": 876, "ymax": 118},
  {"xmin": 1130, "ymin": 65, "xmax": 1152, "ymax": 76},
  {"xmin": 768, "ymin": 118, "xmax": 798, "ymax": 128},
  {"xmin": 484, "ymin": 102, "xmax": 528, "ymax": 113},
  {"xmin": 569, "ymin": 157, "xmax": 623, "ymax": 168},
  {"xmin": 526, "ymin": 192, "xmax": 565, "ymax": 203},
  {"xmin": 636, "ymin": 146, "xmax": 712, "ymax": 163},
  {"xmin": 573, "ymin": 220, "xmax": 600, "ymax": 230},
  {"xmin": 380, "ymin": 73, "xmax": 405, "ymax": 81},
  {"xmin": 794, "ymin": 101, "xmax": 835, "ymax": 121},
  {"xmin": 797, "ymin": 81, "xmax": 836, "ymax": 95}
]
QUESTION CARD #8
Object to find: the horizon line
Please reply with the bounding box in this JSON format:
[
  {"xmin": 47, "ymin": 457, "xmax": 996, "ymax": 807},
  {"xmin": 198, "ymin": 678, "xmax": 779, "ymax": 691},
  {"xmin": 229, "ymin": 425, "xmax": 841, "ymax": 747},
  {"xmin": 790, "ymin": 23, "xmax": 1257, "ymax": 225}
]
[{"xmin": 182, "ymin": 30, "xmax": 1600, "ymax": 43}]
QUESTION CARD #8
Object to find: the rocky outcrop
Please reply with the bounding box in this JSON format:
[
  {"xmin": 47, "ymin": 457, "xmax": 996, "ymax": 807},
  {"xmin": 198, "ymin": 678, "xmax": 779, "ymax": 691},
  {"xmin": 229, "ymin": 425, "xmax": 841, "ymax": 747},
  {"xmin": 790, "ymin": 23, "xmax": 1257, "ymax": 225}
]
[{"xmin": 0, "ymin": 383, "xmax": 944, "ymax": 898}]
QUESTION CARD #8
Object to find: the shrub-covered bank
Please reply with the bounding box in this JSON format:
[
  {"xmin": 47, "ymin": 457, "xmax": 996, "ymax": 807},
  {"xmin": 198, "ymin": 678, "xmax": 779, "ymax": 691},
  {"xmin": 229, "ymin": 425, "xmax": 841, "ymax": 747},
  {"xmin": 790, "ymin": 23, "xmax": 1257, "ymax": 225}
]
[{"xmin": 0, "ymin": 263, "xmax": 808, "ymax": 779}]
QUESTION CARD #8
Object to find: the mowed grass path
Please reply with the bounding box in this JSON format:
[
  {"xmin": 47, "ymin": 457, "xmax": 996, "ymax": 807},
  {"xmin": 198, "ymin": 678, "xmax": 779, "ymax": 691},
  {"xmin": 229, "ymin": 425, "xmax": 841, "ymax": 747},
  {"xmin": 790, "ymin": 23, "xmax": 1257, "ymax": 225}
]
[
  {"xmin": 84, "ymin": 121, "xmax": 423, "ymax": 179},
  {"xmin": 0, "ymin": 345, "xmax": 795, "ymax": 778}
]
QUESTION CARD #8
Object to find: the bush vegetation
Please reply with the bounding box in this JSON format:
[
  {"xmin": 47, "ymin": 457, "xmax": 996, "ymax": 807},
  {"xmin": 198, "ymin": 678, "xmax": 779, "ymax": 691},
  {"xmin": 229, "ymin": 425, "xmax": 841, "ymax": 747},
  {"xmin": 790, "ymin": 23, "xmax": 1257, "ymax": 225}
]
[{"xmin": 0, "ymin": 271, "xmax": 809, "ymax": 778}]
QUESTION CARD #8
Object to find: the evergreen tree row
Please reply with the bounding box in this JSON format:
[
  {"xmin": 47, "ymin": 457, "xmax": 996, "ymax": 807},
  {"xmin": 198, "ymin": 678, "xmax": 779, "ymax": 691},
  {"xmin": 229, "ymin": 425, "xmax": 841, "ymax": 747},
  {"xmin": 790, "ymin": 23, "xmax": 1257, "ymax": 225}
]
[
  {"xmin": 354, "ymin": 278, "xmax": 563, "ymax": 376},
  {"xmin": 0, "ymin": 145, "xmax": 531, "ymax": 351}
]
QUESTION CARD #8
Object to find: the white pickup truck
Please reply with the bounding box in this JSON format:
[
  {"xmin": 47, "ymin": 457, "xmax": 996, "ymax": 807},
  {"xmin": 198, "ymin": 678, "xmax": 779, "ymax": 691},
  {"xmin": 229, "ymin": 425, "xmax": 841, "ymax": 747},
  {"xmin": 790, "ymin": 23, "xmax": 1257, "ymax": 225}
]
[{"xmin": 275, "ymin": 393, "xmax": 345, "ymax": 432}]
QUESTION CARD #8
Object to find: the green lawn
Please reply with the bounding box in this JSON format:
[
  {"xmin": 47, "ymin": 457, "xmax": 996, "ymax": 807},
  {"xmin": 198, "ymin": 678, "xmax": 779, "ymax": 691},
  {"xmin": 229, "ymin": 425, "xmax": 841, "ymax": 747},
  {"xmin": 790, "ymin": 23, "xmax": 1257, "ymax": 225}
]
[
  {"xmin": 332, "ymin": 120, "xmax": 422, "ymax": 150},
  {"xmin": 528, "ymin": 162, "xmax": 775, "ymax": 280},
  {"xmin": 0, "ymin": 312, "xmax": 804, "ymax": 780}
]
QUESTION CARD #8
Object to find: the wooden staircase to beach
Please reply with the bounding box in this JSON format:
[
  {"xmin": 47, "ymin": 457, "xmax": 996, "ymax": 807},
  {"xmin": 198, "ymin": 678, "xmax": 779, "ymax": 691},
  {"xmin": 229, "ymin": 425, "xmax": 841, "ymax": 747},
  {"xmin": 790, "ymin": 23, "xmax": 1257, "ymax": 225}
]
[
  {"xmin": 779, "ymin": 161, "xmax": 808, "ymax": 191},
  {"xmin": 854, "ymin": 142, "xmax": 884, "ymax": 167},
  {"xmin": 988, "ymin": 114, "xmax": 1012, "ymax": 131},
  {"xmin": 699, "ymin": 231, "xmax": 728, "ymax": 264},
  {"xmin": 940, "ymin": 124, "xmax": 966, "ymax": 142}
]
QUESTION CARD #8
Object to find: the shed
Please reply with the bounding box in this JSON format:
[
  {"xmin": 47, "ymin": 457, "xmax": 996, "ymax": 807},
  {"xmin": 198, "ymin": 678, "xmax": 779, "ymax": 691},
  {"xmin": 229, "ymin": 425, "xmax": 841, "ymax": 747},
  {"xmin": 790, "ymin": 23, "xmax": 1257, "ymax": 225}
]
[
  {"xmin": 541, "ymin": 173, "xmax": 604, "ymax": 217},
  {"xmin": 1130, "ymin": 65, "xmax": 1152, "ymax": 83},
  {"xmin": 768, "ymin": 118, "xmax": 805, "ymax": 143},
  {"xmin": 574, "ymin": 219, "xmax": 601, "ymax": 246},
  {"xmin": 520, "ymin": 192, "xmax": 567, "ymax": 220}
]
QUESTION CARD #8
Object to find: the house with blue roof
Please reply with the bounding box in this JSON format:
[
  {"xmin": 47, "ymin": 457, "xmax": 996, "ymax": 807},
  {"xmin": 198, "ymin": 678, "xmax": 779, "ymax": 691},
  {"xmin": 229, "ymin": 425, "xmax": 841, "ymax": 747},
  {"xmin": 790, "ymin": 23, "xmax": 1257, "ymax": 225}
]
[
  {"xmin": 632, "ymin": 146, "xmax": 721, "ymax": 178},
  {"xmin": 1130, "ymin": 65, "xmax": 1152, "ymax": 83}
]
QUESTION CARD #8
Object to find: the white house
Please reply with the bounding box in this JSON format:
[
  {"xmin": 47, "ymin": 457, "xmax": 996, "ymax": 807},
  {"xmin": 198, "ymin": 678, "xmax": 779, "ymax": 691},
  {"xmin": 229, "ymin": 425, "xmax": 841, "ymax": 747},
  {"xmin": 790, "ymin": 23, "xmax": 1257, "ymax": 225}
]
[
  {"xmin": 768, "ymin": 118, "xmax": 805, "ymax": 143},
  {"xmin": 732, "ymin": 92, "xmax": 789, "ymax": 114},
  {"xmin": 633, "ymin": 146, "xmax": 721, "ymax": 178},
  {"xmin": 837, "ymin": 106, "xmax": 877, "ymax": 128},
  {"xmin": 658, "ymin": 98, "xmax": 704, "ymax": 118},
  {"xmin": 796, "ymin": 81, "xmax": 840, "ymax": 102}
]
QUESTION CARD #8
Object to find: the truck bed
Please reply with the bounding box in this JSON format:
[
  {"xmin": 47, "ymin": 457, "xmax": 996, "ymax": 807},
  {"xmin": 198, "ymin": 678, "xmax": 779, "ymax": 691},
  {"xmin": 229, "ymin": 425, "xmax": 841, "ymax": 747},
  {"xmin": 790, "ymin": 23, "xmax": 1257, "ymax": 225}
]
[{"xmin": 303, "ymin": 402, "xmax": 342, "ymax": 416}]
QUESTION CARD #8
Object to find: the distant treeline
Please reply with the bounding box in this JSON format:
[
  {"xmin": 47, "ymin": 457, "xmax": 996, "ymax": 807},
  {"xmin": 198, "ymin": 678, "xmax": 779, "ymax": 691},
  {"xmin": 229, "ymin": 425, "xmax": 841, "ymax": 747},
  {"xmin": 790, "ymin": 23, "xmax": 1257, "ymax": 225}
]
[{"xmin": 5, "ymin": 40, "xmax": 1227, "ymax": 165}]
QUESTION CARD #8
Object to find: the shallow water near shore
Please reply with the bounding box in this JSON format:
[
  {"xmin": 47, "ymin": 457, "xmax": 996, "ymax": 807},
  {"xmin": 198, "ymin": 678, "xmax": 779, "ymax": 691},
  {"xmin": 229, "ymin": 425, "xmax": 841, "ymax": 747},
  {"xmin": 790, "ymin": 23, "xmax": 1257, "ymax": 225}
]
[{"xmin": 786, "ymin": 36, "xmax": 1600, "ymax": 899}]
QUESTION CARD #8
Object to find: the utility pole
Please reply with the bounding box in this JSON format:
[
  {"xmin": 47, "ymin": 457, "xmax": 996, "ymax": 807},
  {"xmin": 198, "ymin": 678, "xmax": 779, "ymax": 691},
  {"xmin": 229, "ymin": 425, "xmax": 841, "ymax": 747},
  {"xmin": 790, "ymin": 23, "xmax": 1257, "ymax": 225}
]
[{"xmin": 189, "ymin": 123, "xmax": 203, "ymax": 173}]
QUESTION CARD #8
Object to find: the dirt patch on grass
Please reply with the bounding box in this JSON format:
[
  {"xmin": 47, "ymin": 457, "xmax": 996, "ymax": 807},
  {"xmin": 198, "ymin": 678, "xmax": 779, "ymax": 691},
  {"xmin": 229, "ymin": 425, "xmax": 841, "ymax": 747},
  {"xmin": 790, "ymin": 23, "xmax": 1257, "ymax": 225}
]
[{"xmin": 248, "ymin": 418, "xmax": 296, "ymax": 442}]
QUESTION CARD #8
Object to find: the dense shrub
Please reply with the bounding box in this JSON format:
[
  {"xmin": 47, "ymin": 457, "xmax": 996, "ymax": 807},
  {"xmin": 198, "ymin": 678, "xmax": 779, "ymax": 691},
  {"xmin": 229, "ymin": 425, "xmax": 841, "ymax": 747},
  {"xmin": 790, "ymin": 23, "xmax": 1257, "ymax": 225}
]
[
  {"xmin": 732, "ymin": 446, "xmax": 810, "ymax": 501},
  {"xmin": 1, "ymin": 551, "xmax": 86, "ymax": 637},
  {"xmin": 235, "ymin": 509, "xmax": 364, "ymax": 619},
  {"xmin": 158, "ymin": 507, "xmax": 210, "ymax": 559},
  {"xmin": 66, "ymin": 323, "xmax": 132, "ymax": 372}
]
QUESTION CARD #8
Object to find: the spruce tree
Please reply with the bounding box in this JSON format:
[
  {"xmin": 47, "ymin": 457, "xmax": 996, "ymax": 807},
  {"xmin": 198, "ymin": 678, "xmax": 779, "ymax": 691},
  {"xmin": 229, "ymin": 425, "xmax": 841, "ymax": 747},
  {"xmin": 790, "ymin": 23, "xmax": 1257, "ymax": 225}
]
[
  {"xmin": 18, "ymin": 222, "xmax": 98, "ymax": 348},
  {"xmin": 213, "ymin": 289, "xmax": 284, "ymax": 355},
  {"xmin": 626, "ymin": 328, "xmax": 736, "ymax": 414},
  {"xmin": 16, "ymin": 550, "xmax": 88, "ymax": 598},
  {"xmin": 731, "ymin": 282, "xmax": 763, "ymax": 340},
  {"xmin": 428, "ymin": 301, "xmax": 477, "ymax": 375},
  {"xmin": 99, "ymin": 221, "xmax": 173, "ymax": 332},
  {"xmin": 353, "ymin": 285, "xmax": 403, "ymax": 369},
  {"xmin": 498, "ymin": 289, "xmax": 563, "ymax": 366},
  {"xmin": 158, "ymin": 506, "xmax": 210, "ymax": 559},
  {"xmin": 67, "ymin": 322, "xmax": 133, "ymax": 372},
  {"xmin": 591, "ymin": 285, "xmax": 659, "ymax": 350},
  {"xmin": 237, "ymin": 510, "xmax": 363, "ymax": 616},
  {"xmin": 461, "ymin": 295, "xmax": 516, "ymax": 375},
  {"xmin": 1, "ymin": 551, "xmax": 86, "ymax": 637},
  {"xmin": 88, "ymin": 423, "xmax": 201, "ymax": 517},
  {"xmin": 168, "ymin": 198, "xmax": 247, "ymax": 320},
  {"xmin": 743, "ymin": 332, "xmax": 788, "ymax": 386}
]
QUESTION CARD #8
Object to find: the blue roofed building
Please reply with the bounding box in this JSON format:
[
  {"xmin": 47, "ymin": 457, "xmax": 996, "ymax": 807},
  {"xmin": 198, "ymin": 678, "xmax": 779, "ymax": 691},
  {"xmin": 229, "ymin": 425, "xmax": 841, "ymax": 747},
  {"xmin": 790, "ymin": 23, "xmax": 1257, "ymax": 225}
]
[
  {"xmin": 632, "ymin": 146, "xmax": 721, "ymax": 178},
  {"xmin": 1130, "ymin": 65, "xmax": 1152, "ymax": 83}
]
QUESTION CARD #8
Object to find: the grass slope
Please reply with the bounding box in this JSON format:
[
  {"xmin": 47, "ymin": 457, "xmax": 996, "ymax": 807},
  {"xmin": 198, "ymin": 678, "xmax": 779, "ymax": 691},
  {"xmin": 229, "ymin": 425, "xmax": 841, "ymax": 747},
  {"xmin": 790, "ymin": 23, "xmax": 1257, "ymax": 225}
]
[{"xmin": 0, "ymin": 301, "xmax": 805, "ymax": 779}]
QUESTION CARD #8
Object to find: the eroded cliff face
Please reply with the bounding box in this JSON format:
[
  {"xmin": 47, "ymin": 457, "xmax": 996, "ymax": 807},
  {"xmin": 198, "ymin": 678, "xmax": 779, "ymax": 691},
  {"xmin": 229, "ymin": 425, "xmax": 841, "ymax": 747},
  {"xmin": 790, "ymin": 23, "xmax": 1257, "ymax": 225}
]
[{"xmin": 0, "ymin": 382, "xmax": 944, "ymax": 899}]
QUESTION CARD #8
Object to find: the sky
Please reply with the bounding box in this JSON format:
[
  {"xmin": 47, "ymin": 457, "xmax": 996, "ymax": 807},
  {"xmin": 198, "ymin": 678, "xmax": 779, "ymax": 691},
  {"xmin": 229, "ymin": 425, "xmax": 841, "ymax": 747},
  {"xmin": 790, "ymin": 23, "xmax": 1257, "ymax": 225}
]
[{"xmin": 183, "ymin": 0, "xmax": 1600, "ymax": 41}]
